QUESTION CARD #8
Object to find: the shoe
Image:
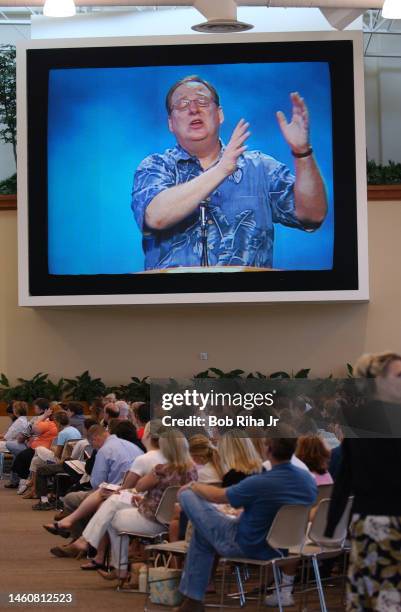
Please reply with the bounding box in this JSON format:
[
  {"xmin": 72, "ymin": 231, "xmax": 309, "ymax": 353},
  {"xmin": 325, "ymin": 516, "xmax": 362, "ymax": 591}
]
[
  {"xmin": 22, "ymin": 489, "xmax": 38, "ymax": 499},
  {"xmin": 80, "ymin": 559, "xmax": 107, "ymax": 571},
  {"xmin": 17, "ymin": 482, "xmax": 29, "ymax": 495},
  {"xmin": 4, "ymin": 482, "xmax": 19, "ymax": 489},
  {"xmin": 264, "ymin": 590, "xmax": 294, "ymax": 607},
  {"xmin": 173, "ymin": 596, "xmax": 204, "ymax": 612},
  {"xmin": 43, "ymin": 521, "xmax": 71, "ymax": 539},
  {"xmin": 32, "ymin": 501, "xmax": 56, "ymax": 511},
  {"xmin": 97, "ymin": 568, "xmax": 133, "ymax": 589},
  {"xmin": 50, "ymin": 544, "xmax": 83, "ymax": 559}
]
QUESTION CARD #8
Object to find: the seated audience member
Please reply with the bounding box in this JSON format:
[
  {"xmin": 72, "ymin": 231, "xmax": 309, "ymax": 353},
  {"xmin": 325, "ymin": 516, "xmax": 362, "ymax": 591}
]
[
  {"xmin": 20, "ymin": 409, "xmax": 74, "ymax": 499},
  {"xmin": 48, "ymin": 424, "xmax": 143, "ymax": 554},
  {"xmin": 108, "ymin": 419, "xmax": 145, "ymax": 453},
  {"xmin": 44, "ymin": 421, "xmax": 166, "ymax": 551},
  {"xmin": 295, "ymin": 435, "xmax": 333, "ymax": 486},
  {"xmin": 189, "ymin": 435, "xmax": 223, "ymax": 485},
  {"xmin": 30, "ymin": 412, "xmax": 82, "ymax": 509},
  {"xmin": 65, "ymin": 402, "xmax": 86, "ymax": 436},
  {"xmin": 218, "ymin": 431, "xmax": 263, "ymax": 486},
  {"xmin": 0, "ymin": 402, "xmax": 28, "ymax": 454},
  {"xmin": 131, "ymin": 402, "xmax": 151, "ymax": 440},
  {"xmin": 115, "ymin": 400, "xmax": 130, "ymax": 421},
  {"xmin": 12, "ymin": 405, "xmax": 59, "ymax": 495},
  {"xmin": 62, "ymin": 429, "xmax": 197, "ymax": 581},
  {"xmin": 89, "ymin": 398, "xmax": 104, "ymax": 424},
  {"xmin": 86, "ymin": 424, "xmax": 143, "ymax": 491},
  {"xmin": 123, "ymin": 420, "xmax": 167, "ymax": 489},
  {"xmin": 175, "ymin": 425, "xmax": 317, "ymax": 612},
  {"xmin": 103, "ymin": 393, "xmax": 116, "ymax": 406},
  {"xmin": 5, "ymin": 398, "xmax": 50, "ymax": 488},
  {"xmin": 69, "ymin": 418, "xmax": 97, "ymax": 462},
  {"xmin": 103, "ymin": 403, "xmax": 120, "ymax": 429},
  {"xmin": 170, "ymin": 434, "xmax": 223, "ymax": 542}
]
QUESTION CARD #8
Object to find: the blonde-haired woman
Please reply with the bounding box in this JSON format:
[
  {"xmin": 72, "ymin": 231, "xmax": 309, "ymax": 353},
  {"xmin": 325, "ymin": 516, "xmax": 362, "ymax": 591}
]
[
  {"xmin": 218, "ymin": 430, "xmax": 263, "ymax": 487},
  {"xmin": 68, "ymin": 429, "xmax": 197, "ymax": 584},
  {"xmin": 189, "ymin": 435, "xmax": 223, "ymax": 485},
  {"xmin": 326, "ymin": 352, "xmax": 401, "ymax": 611}
]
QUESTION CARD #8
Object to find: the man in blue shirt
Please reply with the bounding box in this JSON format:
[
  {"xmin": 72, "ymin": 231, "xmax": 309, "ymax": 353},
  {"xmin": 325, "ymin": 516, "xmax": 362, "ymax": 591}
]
[
  {"xmin": 87, "ymin": 425, "xmax": 142, "ymax": 490},
  {"xmin": 132, "ymin": 75, "xmax": 327, "ymax": 271},
  {"xmin": 176, "ymin": 428, "xmax": 317, "ymax": 612}
]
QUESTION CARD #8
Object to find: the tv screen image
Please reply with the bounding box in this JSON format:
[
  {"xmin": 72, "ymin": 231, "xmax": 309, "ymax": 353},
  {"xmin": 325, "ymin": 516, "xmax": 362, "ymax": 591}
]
[
  {"xmin": 17, "ymin": 32, "xmax": 368, "ymax": 305},
  {"xmin": 47, "ymin": 61, "xmax": 333, "ymax": 275}
]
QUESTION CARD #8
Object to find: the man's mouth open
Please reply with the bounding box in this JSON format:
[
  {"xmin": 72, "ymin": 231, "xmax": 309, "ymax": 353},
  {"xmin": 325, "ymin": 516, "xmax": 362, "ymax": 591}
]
[{"xmin": 189, "ymin": 119, "xmax": 204, "ymax": 129}]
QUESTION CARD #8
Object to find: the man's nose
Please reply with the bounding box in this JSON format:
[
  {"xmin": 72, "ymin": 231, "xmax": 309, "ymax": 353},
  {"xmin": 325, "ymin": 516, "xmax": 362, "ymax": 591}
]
[{"xmin": 188, "ymin": 100, "xmax": 201, "ymax": 112}]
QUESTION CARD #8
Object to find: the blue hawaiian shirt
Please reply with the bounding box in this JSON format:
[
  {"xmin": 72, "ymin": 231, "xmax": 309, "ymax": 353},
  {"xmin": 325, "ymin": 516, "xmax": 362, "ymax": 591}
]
[{"xmin": 132, "ymin": 143, "xmax": 311, "ymax": 270}]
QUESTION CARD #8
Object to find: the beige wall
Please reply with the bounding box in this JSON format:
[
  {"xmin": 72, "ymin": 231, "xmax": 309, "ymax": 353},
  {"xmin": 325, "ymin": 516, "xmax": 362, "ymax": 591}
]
[{"xmin": 0, "ymin": 202, "xmax": 400, "ymax": 385}]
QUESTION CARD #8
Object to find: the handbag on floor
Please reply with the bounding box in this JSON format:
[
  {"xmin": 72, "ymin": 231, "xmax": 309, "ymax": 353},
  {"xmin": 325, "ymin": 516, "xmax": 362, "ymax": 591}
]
[{"xmin": 148, "ymin": 554, "xmax": 183, "ymax": 607}]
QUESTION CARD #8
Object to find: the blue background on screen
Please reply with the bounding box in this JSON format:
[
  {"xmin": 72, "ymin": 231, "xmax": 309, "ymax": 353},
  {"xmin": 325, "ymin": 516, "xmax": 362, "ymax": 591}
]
[{"xmin": 47, "ymin": 62, "xmax": 333, "ymax": 274}]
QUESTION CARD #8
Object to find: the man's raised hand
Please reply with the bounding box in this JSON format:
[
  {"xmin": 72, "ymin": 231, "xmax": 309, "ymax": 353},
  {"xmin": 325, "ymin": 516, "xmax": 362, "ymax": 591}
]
[
  {"xmin": 218, "ymin": 119, "xmax": 250, "ymax": 177},
  {"xmin": 276, "ymin": 92, "xmax": 310, "ymax": 155}
]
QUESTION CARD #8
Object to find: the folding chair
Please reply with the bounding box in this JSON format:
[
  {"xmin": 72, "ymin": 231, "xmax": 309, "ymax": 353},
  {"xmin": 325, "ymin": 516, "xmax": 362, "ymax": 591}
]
[
  {"xmin": 315, "ymin": 484, "xmax": 333, "ymax": 506},
  {"xmin": 145, "ymin": 520, "xmax": 192, "ymax": 568},
  {"xmin": 116, "ymin": 485, "xmax": 181, "ymax": 591},
  {"xmin": 299, "ymin": 496, "xmax": 353, "ymax": 612},
  {"xmin": 219, "ymin": 504, "xmax": 311, "ymax": 612}
]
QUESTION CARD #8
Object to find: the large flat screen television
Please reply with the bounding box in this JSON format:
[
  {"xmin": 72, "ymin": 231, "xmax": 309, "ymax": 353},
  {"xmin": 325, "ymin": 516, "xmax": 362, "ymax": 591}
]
[{"xmin": 17, "ymin": 31, "xmax": 369, "ymax": 306}]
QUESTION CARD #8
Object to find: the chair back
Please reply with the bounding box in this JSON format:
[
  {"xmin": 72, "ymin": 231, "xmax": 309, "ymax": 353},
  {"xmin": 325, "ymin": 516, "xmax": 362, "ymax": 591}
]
[
  {"xmin": 267, "ymin": 504, "xmax": 311, "ymax": 551},
  {"xmin": 155, "ymin": 486, "xmax": 180, "ymax": 525},
  {"xmin": 315, "ymin": 484, "xmax": 333, "ymax": 505},
  {"xmin": 309, "ymin": 496, "xmax": 353, "ymax": 547},
  {"xmin": 60, "ymin": 439, "xmax": 82, "ymax": 462}
]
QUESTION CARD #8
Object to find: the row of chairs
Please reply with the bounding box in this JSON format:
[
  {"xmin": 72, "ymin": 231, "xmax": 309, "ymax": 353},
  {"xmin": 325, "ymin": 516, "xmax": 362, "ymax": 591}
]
[{"xmin": 115, "ymin": 485, "xmax": 352, "ymax": 612}]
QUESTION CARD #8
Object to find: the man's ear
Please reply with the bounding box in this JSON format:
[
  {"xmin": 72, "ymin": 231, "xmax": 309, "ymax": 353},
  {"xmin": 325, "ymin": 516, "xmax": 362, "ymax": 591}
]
[
  {"xmin": 168, "ymin": 115, "xmax": 173, "ymax": 133},
  {"xmin": 218, "ymin": 106, "xmax": 224, "ymax": 126}
]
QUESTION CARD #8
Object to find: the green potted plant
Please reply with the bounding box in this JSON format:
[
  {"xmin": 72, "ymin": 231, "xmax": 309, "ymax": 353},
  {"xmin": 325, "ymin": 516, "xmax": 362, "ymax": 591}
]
[
  {"xmin": 0, "ymin": 44, "xmax": 16, "ymax": 209},
  {"xmin": 367, "ymin": 158, "xmax": 401, "ymax": 200},
  {"xmin": 64, "ymin": 370, "xmax": 106, "ymax": 404}
]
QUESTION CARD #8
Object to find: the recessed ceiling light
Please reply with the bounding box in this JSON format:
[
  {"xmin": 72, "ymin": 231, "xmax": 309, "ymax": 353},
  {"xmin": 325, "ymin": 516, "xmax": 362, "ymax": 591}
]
[
  {"xmin": 43, "ymin": 0, "xmax": 76, "ymax": 18},
  {"xmin": 382, "ymin": 0, "xmax": 401, "ymax": 19}
]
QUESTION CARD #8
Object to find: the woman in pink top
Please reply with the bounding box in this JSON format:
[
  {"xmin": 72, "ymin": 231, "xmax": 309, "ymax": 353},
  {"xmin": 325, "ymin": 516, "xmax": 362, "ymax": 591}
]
[{"xmin": 295, "ymin": 434, "xmax": 333, "ymax": 486}]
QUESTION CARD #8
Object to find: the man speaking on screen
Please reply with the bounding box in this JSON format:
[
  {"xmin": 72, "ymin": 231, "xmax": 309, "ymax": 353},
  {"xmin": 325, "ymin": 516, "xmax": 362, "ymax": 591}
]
[{"xmin": 132, "ymin": 75, "xmax": 327, "ymax": 271}]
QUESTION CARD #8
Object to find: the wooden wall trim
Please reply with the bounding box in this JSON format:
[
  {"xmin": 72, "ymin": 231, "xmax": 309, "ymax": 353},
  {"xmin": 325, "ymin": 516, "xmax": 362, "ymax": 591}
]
[
  {"xmin": 0, "ymin": 194, "xmax": 17, "ymax": 210},
  {"xmin": 0, "ymin": 188, "xmax": 400, "ymax": 212}
]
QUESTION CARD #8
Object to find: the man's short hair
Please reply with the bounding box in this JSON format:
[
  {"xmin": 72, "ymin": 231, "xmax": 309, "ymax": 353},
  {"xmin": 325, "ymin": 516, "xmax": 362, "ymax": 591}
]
[
  {"xmin": 66, "ymin": 401, "xmax": 84, "ymax": 416},
  {"xmin": 84, "ymin": 417, "xmax": 98, "ymax": 431},
  {"xmin": 53, "ymin": 411, "xmax": 69, "ymax": 428},
  {"xmin": 105, "ymin": 404, "xmax": 119, "ymax": 419},
  {"xmin": 33, "ymin": 398, "xmax": 50, "ymax": 412},
  {"xmin": 134, "ymin": 402, "xmax": 151, "ymax": 424},
  {"xmin": 267, "ymin": 424, "xmax": 298, "ymax": 461},
  {"xmin": 87, "ymin": 424, "xmax": 106, "ymax": 440},
  {"xmin": 165, "ymin": 75, "xmax": 220, "ymax": 115}
]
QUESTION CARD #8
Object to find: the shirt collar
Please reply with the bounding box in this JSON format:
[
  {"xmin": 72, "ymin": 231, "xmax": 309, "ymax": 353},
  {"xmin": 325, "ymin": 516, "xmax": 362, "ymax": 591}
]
[
  {"xmin": 170, "ymin": 141, "xmax": 246, "ymax": 173},
  {"xmin": 171, "ymin": 140, "xmax": 226, "ymax": 163}
]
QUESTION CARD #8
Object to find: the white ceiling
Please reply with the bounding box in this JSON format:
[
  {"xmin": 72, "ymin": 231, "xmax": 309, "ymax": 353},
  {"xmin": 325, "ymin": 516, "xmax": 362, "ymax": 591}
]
[{"xmin": 0, "ymin": 4, "xmax": 400, "ymax": 57}]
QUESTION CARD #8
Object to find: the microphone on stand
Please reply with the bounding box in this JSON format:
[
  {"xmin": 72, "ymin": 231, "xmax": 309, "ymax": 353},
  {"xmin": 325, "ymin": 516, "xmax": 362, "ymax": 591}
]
[{"xmin": 199, "ymin": 200, "xmax": 209, "ymax": 267}]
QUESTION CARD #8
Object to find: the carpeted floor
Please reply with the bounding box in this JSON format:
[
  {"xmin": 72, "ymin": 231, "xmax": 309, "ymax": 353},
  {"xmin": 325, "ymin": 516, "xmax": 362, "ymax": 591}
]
[
  {"xmin": 0, "ymin": 481, "xmax": 346, "ymax": 611},
  {"xmin": 0, "ymin": 482, "xmax": 145, "ymax": 611}
]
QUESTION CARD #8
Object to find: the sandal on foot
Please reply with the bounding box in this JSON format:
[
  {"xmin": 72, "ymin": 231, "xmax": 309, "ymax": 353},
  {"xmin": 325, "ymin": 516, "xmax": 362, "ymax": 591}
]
[
  {"xmin": 80, "ymin": 559, "xmax": 107, "ymax": 571},
  {"xmin": 43, "ymin": 521, "xmax": 71, "ymax": 539}
]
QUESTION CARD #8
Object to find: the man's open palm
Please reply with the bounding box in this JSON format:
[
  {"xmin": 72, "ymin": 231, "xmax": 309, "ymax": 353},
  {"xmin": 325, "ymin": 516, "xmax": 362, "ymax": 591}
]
[{"xmin": 276, "ymin": 92, "xmax": 310, "ymax": 154}]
